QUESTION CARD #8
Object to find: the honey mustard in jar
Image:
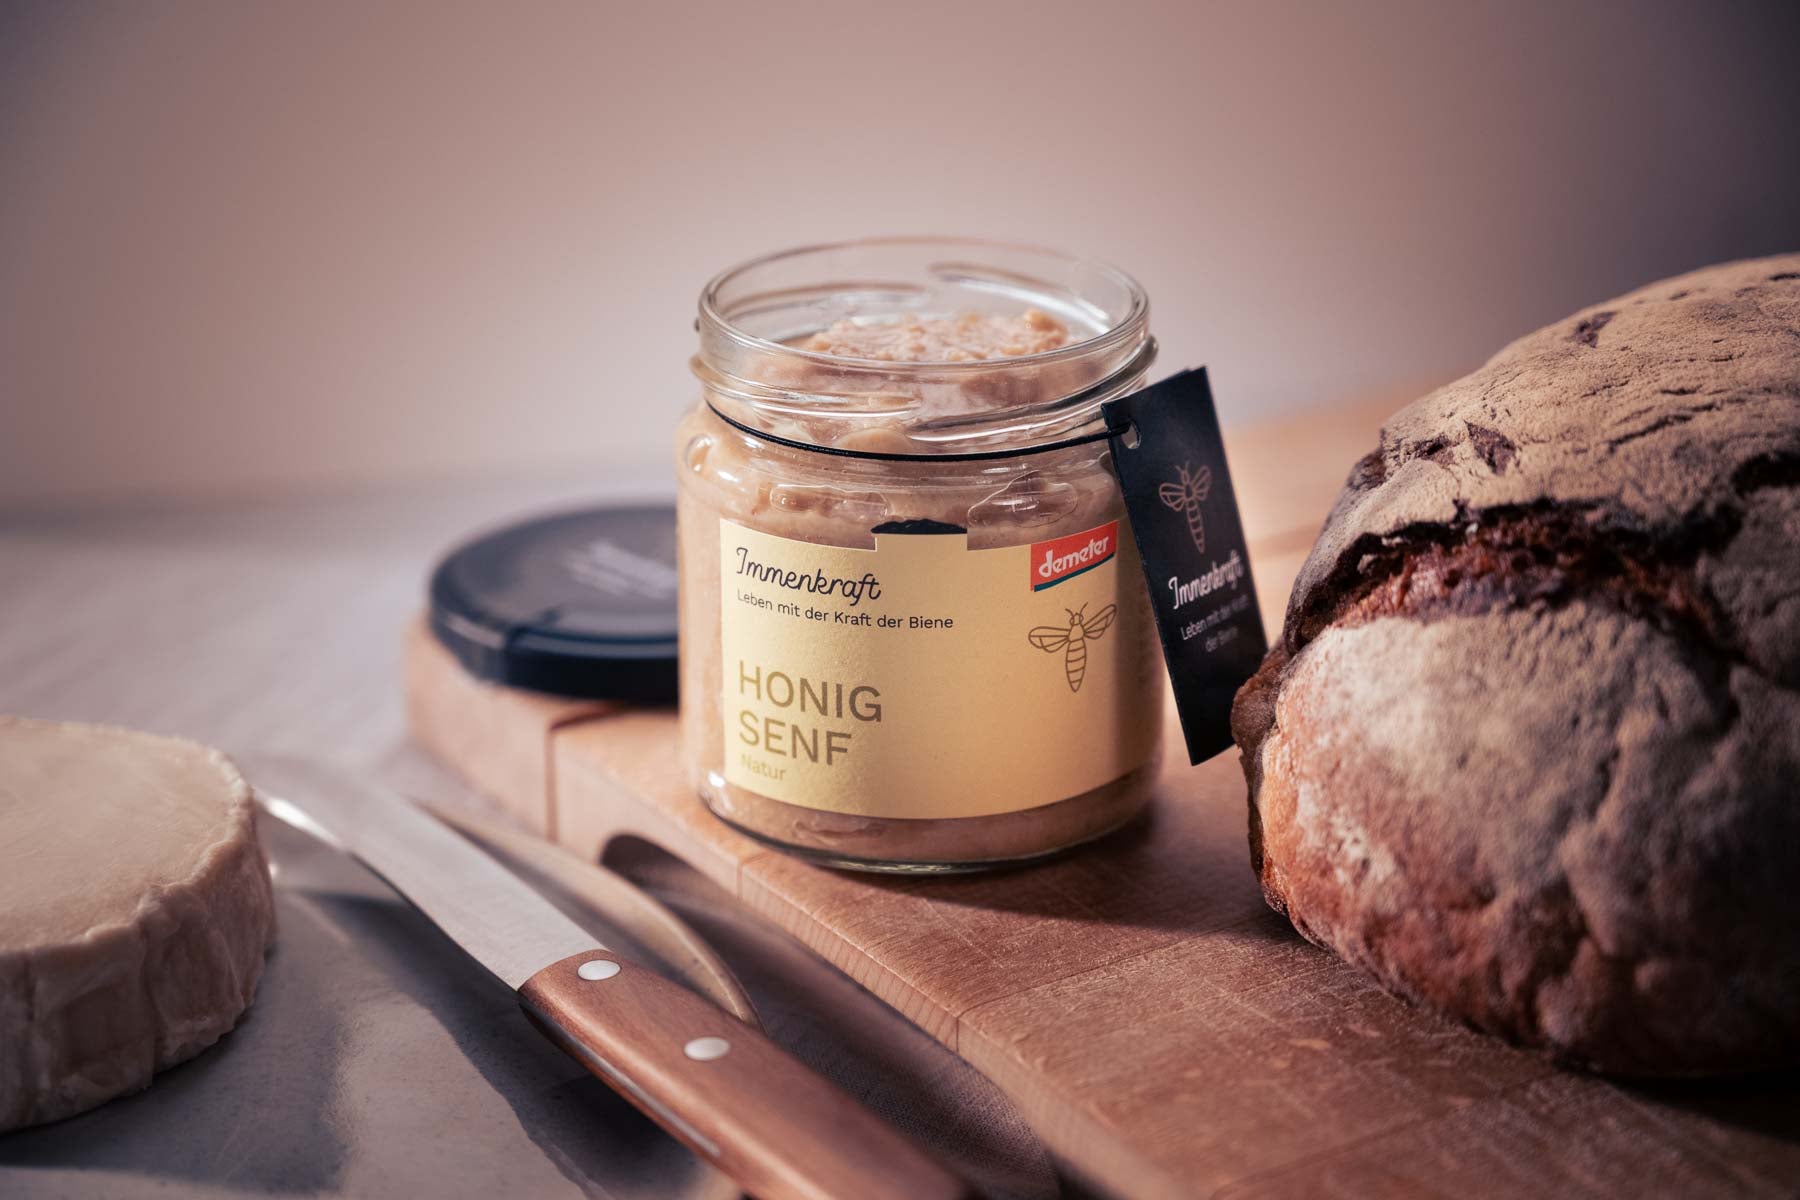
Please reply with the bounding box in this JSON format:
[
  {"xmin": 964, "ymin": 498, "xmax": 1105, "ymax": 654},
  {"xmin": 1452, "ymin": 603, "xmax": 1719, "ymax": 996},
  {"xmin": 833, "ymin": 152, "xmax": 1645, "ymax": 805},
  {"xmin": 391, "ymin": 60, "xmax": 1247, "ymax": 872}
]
[{"xmin": 676, "ymin": 238, "xmax": 1164, "ymax": 872}]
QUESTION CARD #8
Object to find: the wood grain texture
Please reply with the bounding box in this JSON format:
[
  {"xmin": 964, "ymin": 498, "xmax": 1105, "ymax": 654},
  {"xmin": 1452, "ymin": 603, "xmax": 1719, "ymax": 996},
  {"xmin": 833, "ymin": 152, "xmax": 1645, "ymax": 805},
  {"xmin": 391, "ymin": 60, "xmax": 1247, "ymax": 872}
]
[
  {"xmin": 406, "ymin": 617, "xmax": 614, "ymax": 839},
  {"xmin": 403, "ymin": 396, "xmax": 1800, "ymax": 1198},
  {"xmin": 518, "ymin": 953, "xmax": 976, "ymax": 1200},
  {"xmin": 453, "ymin": 635, "xmax": 1800, "ymax": 1200}
]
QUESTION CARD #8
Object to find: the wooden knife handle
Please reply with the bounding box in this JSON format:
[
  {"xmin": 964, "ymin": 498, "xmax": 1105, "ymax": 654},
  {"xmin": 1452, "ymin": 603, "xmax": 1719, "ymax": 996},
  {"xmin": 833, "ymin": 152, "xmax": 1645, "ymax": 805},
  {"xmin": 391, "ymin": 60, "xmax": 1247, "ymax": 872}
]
[{"xmin": 519, "ymin": 953, "xmax": 979, "ymax": 1200}]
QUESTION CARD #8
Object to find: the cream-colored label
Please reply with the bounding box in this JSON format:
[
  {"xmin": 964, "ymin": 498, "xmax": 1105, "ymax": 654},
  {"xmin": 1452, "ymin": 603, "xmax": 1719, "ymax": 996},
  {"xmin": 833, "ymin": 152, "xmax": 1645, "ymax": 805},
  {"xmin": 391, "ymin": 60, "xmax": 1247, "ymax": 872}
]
[{"xmin": 719, "ymin": 517, "xmax": 1161, "ymax": 819}]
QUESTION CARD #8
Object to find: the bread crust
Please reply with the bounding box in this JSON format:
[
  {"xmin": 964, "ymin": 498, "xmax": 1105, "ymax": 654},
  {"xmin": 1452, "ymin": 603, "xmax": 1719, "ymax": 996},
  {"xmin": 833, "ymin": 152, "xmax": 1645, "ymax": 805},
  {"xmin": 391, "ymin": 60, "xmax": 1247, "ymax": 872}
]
[{"xmin": 1232, "ymin": 255, "xmax": 1800, "ymax": 1075}]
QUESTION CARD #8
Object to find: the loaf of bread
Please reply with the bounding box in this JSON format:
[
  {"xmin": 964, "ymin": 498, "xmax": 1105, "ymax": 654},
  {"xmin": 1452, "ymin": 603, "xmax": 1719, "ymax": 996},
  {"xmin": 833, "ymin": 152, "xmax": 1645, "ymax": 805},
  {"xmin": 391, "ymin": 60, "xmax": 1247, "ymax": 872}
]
[{"xmin": 1231, "ymin": 255, "xmax": 1800, "ymax": 1075}]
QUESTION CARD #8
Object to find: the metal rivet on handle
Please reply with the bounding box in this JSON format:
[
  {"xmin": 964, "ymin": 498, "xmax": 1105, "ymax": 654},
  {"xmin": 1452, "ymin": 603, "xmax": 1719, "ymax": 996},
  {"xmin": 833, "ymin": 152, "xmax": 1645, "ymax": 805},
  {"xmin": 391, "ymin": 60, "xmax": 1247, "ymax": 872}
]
[
  {"xmin": 684, "ymin": 1036, "xmax": 731, "ymax": 1061},
  {"xmin": 577, "ymin": 959, "xmax": 621, "ymax": 981}
]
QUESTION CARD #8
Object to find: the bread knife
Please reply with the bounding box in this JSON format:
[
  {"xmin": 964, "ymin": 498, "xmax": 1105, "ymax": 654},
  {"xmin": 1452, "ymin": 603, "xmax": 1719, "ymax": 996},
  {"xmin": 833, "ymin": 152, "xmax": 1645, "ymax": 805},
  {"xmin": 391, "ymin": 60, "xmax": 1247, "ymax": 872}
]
[{"xmin": 252, "ymin": 760, "xmax": 975, "ymax": 1200}]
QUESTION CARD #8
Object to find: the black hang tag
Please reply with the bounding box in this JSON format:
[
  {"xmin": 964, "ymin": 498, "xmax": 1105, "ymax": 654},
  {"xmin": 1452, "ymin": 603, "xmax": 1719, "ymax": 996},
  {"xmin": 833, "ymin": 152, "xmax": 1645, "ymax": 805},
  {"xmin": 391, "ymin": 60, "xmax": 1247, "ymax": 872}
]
[{"xmin": 1103, "ymin": 368, "xmax": 1268, "ymax": 764}]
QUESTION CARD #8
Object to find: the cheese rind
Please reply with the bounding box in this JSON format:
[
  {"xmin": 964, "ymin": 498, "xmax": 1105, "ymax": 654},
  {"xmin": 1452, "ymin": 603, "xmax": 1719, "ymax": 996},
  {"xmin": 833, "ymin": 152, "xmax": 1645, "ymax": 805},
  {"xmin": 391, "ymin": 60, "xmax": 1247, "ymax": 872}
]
[{"xmin": 0, "ymin": 716, "xmax": 276, "ymax": 1130}]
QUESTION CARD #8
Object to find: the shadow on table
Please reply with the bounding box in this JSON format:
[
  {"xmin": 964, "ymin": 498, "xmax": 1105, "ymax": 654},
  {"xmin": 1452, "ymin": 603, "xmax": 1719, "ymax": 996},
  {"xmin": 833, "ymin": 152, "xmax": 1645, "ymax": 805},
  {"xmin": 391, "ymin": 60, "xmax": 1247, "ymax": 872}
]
[
  {"xmin": 299, "ymin": 889, "xmax": 718, "ymax": 1200},
  {"xmin": 811, "ymin": 803, "xmax": 1297, "ymax": 944},
  {"xmin": 1626, "ymin": 1070, "xmax": 1800, "ymax": 1143},
  {"xmin": 604, "ymin": 834, "xmax": 1065, "ymax": 1200},
  {"xmin": 0, "ymin": 815, "xmax": 719, "ymax": 1200},
  {"xmin": 0, "ymin": 882, "xmax": 350, "ymax": 1194}
]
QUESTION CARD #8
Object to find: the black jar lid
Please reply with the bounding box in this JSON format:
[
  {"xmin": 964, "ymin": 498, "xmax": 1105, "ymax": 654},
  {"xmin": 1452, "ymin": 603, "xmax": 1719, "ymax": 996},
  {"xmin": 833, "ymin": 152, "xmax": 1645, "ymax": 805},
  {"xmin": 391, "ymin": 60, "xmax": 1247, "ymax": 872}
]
[{"xmin": 428, "ymin": 504, "xmax": 678, "ymax": 702}]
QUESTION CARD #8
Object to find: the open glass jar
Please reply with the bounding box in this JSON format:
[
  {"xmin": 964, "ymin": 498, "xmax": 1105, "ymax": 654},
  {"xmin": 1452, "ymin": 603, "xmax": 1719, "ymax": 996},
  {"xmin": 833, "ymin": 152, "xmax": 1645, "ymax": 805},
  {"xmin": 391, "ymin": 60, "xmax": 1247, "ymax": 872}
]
[{"xmin": 675, "ymin": 238, "xmax": 1164, "ymax": 872}]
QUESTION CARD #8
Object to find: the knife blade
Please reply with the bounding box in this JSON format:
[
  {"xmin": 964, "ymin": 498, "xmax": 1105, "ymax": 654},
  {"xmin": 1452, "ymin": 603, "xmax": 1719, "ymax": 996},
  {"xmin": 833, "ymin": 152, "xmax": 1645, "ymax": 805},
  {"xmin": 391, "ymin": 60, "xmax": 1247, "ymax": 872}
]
[{"xmin": 249, "ymin": 757, "xmax": 975, "ymax": 1200}]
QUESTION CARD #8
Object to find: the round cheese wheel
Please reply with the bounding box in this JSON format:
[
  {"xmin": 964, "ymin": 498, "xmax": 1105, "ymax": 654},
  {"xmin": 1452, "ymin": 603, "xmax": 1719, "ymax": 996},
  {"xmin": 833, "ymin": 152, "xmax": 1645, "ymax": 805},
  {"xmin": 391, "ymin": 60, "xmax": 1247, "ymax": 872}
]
[{"xmin": 0, "ymin": 717, "xmax": 275, "ymax": 1130}]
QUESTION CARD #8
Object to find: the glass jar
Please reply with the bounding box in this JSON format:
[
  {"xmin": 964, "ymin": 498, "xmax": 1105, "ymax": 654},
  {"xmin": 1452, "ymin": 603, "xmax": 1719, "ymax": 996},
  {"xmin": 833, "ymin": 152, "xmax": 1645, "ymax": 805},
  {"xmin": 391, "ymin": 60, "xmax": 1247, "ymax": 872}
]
[{"xmin": 675, "ymin": 238, "xmax": 1164, "ymax": 872}]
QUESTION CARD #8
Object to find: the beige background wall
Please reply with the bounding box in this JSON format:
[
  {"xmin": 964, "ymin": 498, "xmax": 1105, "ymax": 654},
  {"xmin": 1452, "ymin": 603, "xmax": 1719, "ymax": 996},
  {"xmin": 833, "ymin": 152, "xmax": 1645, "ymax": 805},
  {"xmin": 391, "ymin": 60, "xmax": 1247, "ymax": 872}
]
[{"xmin": 3, "ymin": 0, "xmax": 1796, "ymax": 509}]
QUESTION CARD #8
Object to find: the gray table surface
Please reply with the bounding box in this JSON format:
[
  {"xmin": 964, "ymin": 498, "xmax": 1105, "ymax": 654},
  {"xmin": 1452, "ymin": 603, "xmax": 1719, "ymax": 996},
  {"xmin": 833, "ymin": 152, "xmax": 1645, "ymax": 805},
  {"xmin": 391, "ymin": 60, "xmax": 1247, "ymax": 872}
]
[{"xmin": 0, "ymin": 473, "xmax": 1059, "ymax": 1199}]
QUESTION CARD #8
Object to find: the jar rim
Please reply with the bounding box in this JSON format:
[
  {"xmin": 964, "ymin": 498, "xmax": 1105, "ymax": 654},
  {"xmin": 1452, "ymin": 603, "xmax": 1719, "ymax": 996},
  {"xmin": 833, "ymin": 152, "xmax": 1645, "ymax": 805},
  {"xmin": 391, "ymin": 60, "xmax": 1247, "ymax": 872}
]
[
  {"xmin": 694, "ymin": 237, "xmax": 1154, "ymax": 456},
  {"xmin": 699, "ymin": 336, "xmax": 1157, "ymax": 463},
  {"xmin": 696, "ymin": 235, "xmax": 1150, "ymax": 375}
]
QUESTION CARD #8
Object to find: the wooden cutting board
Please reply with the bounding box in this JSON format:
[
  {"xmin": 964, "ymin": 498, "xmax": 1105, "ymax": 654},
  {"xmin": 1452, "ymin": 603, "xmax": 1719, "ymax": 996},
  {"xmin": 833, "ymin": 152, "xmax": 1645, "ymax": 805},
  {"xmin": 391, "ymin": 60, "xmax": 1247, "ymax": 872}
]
[{"xmin": 405, "ymin": 395, "xmax": 1800, "ymax": 1199}]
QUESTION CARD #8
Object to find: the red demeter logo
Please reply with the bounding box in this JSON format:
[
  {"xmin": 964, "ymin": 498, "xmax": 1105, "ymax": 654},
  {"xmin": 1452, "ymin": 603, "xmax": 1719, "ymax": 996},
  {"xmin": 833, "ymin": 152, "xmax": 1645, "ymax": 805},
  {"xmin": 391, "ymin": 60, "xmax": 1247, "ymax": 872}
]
[{"xmin": 1030, "ymin": 521, "xmax": 1118, "ymax": 591}]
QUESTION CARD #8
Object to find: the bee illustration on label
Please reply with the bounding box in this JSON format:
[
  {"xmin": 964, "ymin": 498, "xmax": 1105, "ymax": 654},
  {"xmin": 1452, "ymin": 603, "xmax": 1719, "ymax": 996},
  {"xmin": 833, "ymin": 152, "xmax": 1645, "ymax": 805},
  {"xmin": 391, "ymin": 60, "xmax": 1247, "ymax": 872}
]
[
  {"xmin": 1028, "ymin": 603, "xmax": 1118, "ymax": 694},
  {"xmin": 1159, "ymin": 462, "xmax": 1212, "ymax": 554}
]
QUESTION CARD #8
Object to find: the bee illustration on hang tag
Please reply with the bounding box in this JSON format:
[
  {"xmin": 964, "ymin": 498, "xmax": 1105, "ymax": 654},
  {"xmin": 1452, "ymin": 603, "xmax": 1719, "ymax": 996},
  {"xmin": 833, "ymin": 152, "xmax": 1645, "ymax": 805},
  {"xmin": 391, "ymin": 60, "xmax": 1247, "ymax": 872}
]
[
  {"xmin": 1028, "ymin": 603, "xmax": 1118, "ymax": 694},
  {"xmin": 1159, "ymin": 462, "xmax": 1212, "ymax": 555}
]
